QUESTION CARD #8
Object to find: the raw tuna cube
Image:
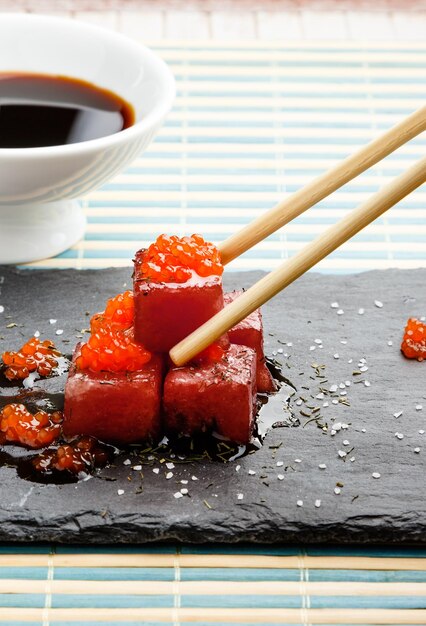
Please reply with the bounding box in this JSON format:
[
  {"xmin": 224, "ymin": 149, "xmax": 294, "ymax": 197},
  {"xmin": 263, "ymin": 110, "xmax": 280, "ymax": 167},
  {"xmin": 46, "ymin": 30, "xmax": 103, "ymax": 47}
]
[
  {"xmin": 134, "ymin": 250, "xmax": 225, "ymax": 353},
  {"xmin": 63, "ymin": 348, "xmax": 164, "ymax": 445},
  {"xmin": 224, "ymin": 291, "xmax": 276, "ymax": 393},
  {"xmin": 164, "ymin": 344, "xmax": 257, "ymax": 444}
]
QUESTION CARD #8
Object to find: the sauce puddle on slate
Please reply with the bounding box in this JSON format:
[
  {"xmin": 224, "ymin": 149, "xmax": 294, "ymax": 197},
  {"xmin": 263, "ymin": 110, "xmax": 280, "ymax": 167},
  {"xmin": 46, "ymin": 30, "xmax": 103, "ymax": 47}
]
[{"xmin": 0, "ymin": 358, "xmax": 297, "ymax": 484}]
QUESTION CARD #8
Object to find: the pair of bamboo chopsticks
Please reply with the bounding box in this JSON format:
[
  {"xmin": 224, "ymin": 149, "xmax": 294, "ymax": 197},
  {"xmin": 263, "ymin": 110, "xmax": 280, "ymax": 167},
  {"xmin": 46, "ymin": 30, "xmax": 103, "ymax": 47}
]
[{"xmin": 170, "ymin": 106, "xmax": 426, "ymax": 366}]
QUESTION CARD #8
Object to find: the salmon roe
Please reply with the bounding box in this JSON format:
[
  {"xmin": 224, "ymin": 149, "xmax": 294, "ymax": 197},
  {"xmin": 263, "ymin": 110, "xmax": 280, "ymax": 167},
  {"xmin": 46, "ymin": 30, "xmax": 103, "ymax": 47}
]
[
  {"xmin": 32, "ymin": 436, "xmax": 110, "ymax": 476},
  {"xmin": 90, "ymin": 290, "xmax": 134, "ymax": 333},
  {"xmin": 136, "ymin": 234, "xmax": 223, "ymax": 283},
  {"xmin": 77, "ymin": 291, "xmax": 151, "ymax": 372},
  {"xmin": 0, "ymin": 403, "xmax": 62, "ymax": 449},
  {"xmin": 76, "ymin": 327, "xmax": 151, "ymax": 372},
  {"xmin": 401, "ymin": 317, "xmax": 426, "ymax": 361},
  {"xmin": 2, "ymin": 337, "xmax": 61, "ymax": 381},
  {"xmin": 194, "ymin": 342, "xmax": 227, "ymax": 365}
]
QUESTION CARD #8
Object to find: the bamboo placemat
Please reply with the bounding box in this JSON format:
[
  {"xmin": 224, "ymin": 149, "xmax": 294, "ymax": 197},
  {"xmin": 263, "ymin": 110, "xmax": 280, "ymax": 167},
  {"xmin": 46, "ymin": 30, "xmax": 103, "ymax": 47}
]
[
  {"xmin": 8, "ymin": 39, "xmax": 426, "ymax": 625},
  {"xmin": 1, "ymin": 544, "xmax": 426, "ymax": 624},
  {"xmin": 25, "ymin": 39, "xmax": 426, "ymax": 274}
]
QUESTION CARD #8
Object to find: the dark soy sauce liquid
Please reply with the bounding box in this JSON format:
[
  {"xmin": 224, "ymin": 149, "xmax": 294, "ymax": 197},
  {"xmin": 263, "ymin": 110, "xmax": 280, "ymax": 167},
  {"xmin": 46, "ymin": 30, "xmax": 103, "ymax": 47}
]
[{"xmin": 0, "ymin": 73, "xmax": 135, "ymax": 148}]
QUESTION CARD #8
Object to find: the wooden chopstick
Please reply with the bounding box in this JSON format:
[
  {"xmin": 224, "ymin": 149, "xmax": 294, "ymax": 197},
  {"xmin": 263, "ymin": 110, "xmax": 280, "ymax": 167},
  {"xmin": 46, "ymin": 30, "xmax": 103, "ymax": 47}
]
[
  {"xmin": 170, "ymin": 156, "xmax": 426, "ymax": 366},
  {"xmin": 219, "ymin": 105, "xmax": 426, "ymax": 266}
]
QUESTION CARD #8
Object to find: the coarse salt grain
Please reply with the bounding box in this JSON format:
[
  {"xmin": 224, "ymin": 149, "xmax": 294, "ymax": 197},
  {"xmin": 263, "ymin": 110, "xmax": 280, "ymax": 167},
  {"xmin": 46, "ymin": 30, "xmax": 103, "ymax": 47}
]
[
  {"xmin": 416, "ymin": 405, "xmax": 423, "ymax": 411},
  {"xmin": 295, "ymin": 399, "xmax": 303, "ymax": 406},
  {"xmin": 315, "ymin": 499, "xmax": 321, "ymax": 508},
  {"xmin": 237, "ymin": 493, "xmax": 244, "ymax": 500},
  {"xmin": 166, "ymin": 462, "xmax": 175, "ymax": 470},
  {"xmin": 174, "ymin": 492, "xmax": 183, "ymax": 499},
  {"xmin": 330, "ymin": 384, "xmax": 338, "ymax": 393},
  {"xmin": 276, "ymin": 461, "xmax": 284, "ymax": 467},
  {"xmin": 387, "ymin": 341, "xmax": 393, "ymax": 346},
  {"xmin": 181, "ymin": 480, "xmax": 188, "ymax": 485},
  {"xmin": 395, "ymin": 432, "xmax": 404, "ymax": 440},
  {"xmin": 319, "ymin": 463, "xmax": 327, "ymax": 469},
  {"xmin": 358, "ymin": 308, "xmax": 364, "ymax": 315},
  {"xmin": 419, "ymin": 430, "xmax": 425, "ymax": 435},
  {"xmin": 117, "ymin": 489, "xmax": 125, "ymax": 496},
  {"xmin": 34, "ymin": 331, "xmax": 40, "ymax": 338},
  {"xmin": 235, "ymin": 465, "xmax": 241, "ymax": 472},
  {"xmin": 132, "ymin": 465, "xmax": 142, "ymax": 471},
  {"xmin": 310, "ymin": 346, "xmax": 316, "ymax": 351},
  {"xmin": 294, "ymin": 459, "xmax": 302, "ymax": 463},
  {"xmin": 248, "ymin": 470, "xmax": 256, "ymax": 475},
  {"xmin": 364, "ymin": 381, "xmax": 371, "ymax": 387},
  {"xmin": 338, "ymin": 450, "xmax": 346, "ymax": 458},
  {"xmin": 123, "ymin": 459, "xmax": 131, "ymax": 466},
  {"xmin": 334, "ymin": 354, "xmax": 339, "ymax": 360},
  {"xmin": 277, "ymin": 474, "xmax": 284, "ymax": 480},
  {"xmin": 314, "ymin": 339, "xmax": 322, "ymax": 344},
  {"xmin": 152, "ymin": 468, "xmax": 160, "ymax": 474},
  {"xmin": 334, "ymin": 487, "xmax": 341, "ymax": 495},
  {"xmin": 414, "ymin": 448, "xmax": 421, "ymax": 454},
  {"xmin": 323, "ymin": 401, "xmax": 329, "ymax": 408},
  {"xmin": 393, "ymin": 411, "xmax": 403, "ymax": 419},
  {"xmin": 331, "ymin": 302, "xmax": 339, "ymax": 308},
  {"xmin": 0, "ymin": 306, "xmax": 4, "ymax": 313},
  {"xmin": 343, "ymin": 440, "xmax": 350, "ymax": 446},
  {"xmin": 337, "ymin": 309, "xmax": 344, "ymax": 315},
  {"xmin": 180, "ymin": 488, "xmax": 188, "ymax": 495},
  {"xmin": 165, "ymin": 472, "xmax": 173, "ymax": 480},
  {"xmin": 191, "ymin": 476, "xmax": 198, "ymax": 481},
  {"xmin": 374, "ymin": 300, "xmax": 383, "ymax": 308},
  {"xmin": 297, "ymin": 500, "xmax": 303, "ymax": 507},
  {"xmin": 55, "ymin": 329, "xmax": 63, "ymax": 336},
  {"xmin": 316, "ymin": 393, "xmax": 325, "ymax": 400},
  {"xmin": 372, "ymin": 472, "xmax": 381, "ymax": 479}
]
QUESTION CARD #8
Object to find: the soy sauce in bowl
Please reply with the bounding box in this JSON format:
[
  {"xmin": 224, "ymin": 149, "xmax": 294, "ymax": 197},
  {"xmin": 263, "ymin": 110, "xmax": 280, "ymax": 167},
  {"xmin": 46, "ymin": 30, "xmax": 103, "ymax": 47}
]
[{"xmin": 0, "ymin": 73, "xmax": 135, "ymax": 148}]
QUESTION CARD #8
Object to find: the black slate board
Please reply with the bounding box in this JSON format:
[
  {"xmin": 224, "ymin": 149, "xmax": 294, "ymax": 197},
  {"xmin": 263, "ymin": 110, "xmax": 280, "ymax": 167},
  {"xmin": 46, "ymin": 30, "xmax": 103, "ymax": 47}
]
[{"xmin": 0, "ymin": 266, "xmax": 425, "ymax": 544}]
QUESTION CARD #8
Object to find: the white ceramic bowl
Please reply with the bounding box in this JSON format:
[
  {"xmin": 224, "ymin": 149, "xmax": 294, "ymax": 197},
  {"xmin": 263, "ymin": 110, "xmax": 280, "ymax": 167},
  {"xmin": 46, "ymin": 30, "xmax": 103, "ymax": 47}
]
[{"xmin": 0, "ymin": 13, "xmax": 175, "ymax": 264}]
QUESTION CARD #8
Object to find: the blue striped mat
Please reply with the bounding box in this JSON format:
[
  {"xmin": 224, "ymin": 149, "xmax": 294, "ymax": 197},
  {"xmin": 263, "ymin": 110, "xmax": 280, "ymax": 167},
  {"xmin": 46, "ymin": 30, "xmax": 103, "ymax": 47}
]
[{"xmin": 0, "ymin": 544, "xmax": 426, "ymax": 623}]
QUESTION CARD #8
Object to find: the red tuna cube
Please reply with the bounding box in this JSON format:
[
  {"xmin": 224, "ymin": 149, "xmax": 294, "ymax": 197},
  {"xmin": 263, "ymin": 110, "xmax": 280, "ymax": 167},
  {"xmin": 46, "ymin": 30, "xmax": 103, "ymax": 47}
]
[
  {"xmin": 224, "ymin": 291, "xmax": 276, "ymax": 393},
  {"xmin": 63, "ymin": 349, "xmax": 164, "ymax": 445},
  {"xmin": 164, "ymin": 344, "xmax": 257, "ymax": 444},
  {"xmin": 134, "ymin": 251, "xmax": 224, "ymax": 353}
]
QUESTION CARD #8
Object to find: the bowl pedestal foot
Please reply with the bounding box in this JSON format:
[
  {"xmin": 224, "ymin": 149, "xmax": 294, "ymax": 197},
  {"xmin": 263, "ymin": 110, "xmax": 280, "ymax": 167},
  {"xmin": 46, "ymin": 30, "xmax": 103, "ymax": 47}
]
[{"xmin": 0, "ymin": 200, "xmax": 86, "ymax": 265}]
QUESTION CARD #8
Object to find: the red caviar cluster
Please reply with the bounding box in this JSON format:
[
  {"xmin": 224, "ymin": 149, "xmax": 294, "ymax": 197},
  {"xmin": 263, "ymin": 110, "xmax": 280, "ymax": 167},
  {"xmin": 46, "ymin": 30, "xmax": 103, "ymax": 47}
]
[
  {"xmin": 2, "ymin": 337, "xmax": 61, "ymax": 381},
  {"xmin": 0, "ymin": 403, "xmax": 62, "ymax": 449},
  {"xmin": 194, "ymin": 342, "xmax": 226, "ymax": 365},
  {"xmin": 77, "ymin": 291, "xmax": 151, "ymax": 373},
  {"xmin": 90, "ymin": 290, "xmax": 134, "ymax": 333},
  {"xmin": 76, "ymin": 327, "xmax": 151, "ymax": 372},
  {"xmin": 32, "ymin": 436, "xmax": 109, "ymax": 476},
  {"xmin": 401, "ymin": 317, "xmax": 426, "ymax": 361},
  {"xmin": 137, "ymin": 234, "xmax": 223, "ymax": 283}
]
